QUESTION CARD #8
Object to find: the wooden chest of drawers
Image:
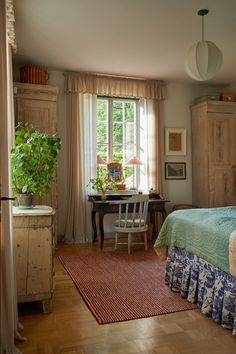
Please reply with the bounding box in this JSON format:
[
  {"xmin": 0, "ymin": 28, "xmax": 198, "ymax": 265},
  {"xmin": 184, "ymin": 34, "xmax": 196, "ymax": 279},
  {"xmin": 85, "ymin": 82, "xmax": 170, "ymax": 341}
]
[{"xmin": 13, "ymin": 206, "xmax": 55, "ymax": 313}]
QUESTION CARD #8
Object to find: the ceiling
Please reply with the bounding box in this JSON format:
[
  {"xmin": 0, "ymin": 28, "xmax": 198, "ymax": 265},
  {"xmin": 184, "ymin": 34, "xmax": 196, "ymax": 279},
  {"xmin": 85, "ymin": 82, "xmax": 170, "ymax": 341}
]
[{"xmin": 13, "ymin": 0, "xmax": 236, "ymax": 85}]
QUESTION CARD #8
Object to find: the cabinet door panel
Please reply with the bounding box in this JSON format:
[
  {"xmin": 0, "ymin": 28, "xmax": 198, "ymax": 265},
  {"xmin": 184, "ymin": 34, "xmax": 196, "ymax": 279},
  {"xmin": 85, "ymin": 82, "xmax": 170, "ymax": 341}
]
[
  {"xmin": 17, "ymin": 98, "xmax": 56, "ymax": 134},
  {"xmin": 210, "ymin": 169, "xmax": 236, "ymax": 206},
  {"xmin": 208, "ymin": 115, "xmax": 235, "ymax": 165},
  {"xmin": 27, "ymin": 227, "xmax": 52, "ymax": 295},
  {"xmin": 13, "ymin": 228, "xmax": 28, "ymax": 296},
  {"xmin": 208, "ymin": 114, "xmax": 236, "ymax": 206}
]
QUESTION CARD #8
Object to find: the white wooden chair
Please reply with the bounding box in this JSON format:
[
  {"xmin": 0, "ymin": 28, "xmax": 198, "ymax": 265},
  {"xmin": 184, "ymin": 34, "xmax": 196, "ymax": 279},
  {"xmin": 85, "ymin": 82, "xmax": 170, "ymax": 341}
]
[{"xmin": 112, "ymin": 194, "xmax": 149, "ymax": 254}]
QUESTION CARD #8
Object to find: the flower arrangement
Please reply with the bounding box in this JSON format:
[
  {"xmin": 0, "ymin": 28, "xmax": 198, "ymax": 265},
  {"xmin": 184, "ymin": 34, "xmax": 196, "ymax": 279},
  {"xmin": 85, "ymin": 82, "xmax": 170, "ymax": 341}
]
[{"xmin": 88, "ymin": 175, "xmax": 118, "ymax": 194}]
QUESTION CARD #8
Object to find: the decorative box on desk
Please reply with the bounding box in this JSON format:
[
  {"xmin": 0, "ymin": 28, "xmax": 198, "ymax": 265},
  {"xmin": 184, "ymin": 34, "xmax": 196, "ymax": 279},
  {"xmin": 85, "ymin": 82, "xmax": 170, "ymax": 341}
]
[{"xmin": 13, "ymin": 205, "xmax": 55, "ymax": 313}]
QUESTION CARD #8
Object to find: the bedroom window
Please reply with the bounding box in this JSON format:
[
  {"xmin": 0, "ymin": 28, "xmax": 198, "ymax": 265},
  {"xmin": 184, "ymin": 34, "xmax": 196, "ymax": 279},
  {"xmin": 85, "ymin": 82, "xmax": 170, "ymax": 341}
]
[{"xmin": 96, "ymin": 97, "xmax": 140, "ymax": 189}]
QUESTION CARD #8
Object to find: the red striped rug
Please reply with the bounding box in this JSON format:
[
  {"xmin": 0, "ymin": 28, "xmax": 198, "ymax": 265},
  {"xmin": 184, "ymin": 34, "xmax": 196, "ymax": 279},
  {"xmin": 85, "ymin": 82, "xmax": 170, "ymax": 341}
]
[{"xmin": 58, "ymin": 249, "xmax": 196, "ymax": 324}]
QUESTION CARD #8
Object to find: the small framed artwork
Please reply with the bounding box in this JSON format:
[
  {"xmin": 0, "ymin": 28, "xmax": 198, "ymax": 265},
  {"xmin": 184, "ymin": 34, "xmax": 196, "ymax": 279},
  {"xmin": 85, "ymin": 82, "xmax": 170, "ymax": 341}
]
[
  {"xmin": 165, "ymin": 128, "xmax": 186, "ymax": 155},
  {"xmin": 107, "ymin": 162, "xmax": 123, "ymax": 182},
  {"xmin": 165, "ymin": 162, "xmax": 186, "ymax": 180}
]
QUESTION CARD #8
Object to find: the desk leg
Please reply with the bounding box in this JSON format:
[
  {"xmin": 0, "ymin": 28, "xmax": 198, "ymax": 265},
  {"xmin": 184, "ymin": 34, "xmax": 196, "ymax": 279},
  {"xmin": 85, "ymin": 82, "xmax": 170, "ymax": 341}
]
[
  {"xmin": 98, "ymin": 210, "xmax": 105, "ymax": 250},
  {"xmin": 149, "ymin": 211, "xmax": 156, "ymax": 239},
  {"xmin": 161, "ymin": 209, "xmax": 167, "ymax": 222},
  {"xmin": 150, "ymin": 208, "xmax": 167, "ymax": 240},
  {"xmin": 91, "ymin": 210, "xmax": 97, "ymax": 243}
]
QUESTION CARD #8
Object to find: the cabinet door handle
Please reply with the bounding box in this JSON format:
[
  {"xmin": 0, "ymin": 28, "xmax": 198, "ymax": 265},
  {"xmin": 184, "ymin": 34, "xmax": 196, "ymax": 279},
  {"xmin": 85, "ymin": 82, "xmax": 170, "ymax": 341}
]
[{"xmin": 1, "ymin": 197, "xmax": 15, "ymax": 201}]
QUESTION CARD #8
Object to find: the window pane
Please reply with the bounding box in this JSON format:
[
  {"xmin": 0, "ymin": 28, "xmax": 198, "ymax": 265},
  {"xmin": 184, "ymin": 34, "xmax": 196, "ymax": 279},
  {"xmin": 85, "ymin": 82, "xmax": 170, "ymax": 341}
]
[
  {"xmin": 97, "ymin": 144, "xmax": 108, "ymax": 162},
  {"xmin": 125, "ymin": 102, "xmax": 135, "ymax": 122},
  {"xmin": 125, "ymin": 123, "xmax": 135, "ymax": 144},
  {"xmin": 123, "ymin": 166, "xmax": 133, "ymax": 179},
  {"xmin": 97, "ymin": 122, "xmax": 108, "ymax": 144},
  {"xmin": 97, "ymin": 166, "xmax": 107, "ymax": 178},
  {"xmin": 113, "ymin": 145, "xmax": 123, "ymax": 162},
  {"xmin": 113, "ymin": 123, "xmax": 123, "ymax": 144},
  {"xmin": 96, "ymin": 97, "xmax": 140, "ymax": 190},
  {"xmin": 124, "ymin": 144, "xmax": 136, "ymax": 161},
  {"xmin": 97, "ymin": 99, "xmax": 108, "ymax": 122},
  {"xmin": 113, "ymin": 101, "xmax": 123, "ymax": 122},
  {"xmin": 123, "ymin": 166, "xmax": 134, "ymax": 189}
]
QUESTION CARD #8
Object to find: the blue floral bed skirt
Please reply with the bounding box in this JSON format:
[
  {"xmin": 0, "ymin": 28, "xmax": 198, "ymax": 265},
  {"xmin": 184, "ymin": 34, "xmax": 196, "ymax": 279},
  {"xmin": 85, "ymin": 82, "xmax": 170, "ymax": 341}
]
[{"xmin": 165, "ymin": 247, "xmax": 236, "ymax": 335}]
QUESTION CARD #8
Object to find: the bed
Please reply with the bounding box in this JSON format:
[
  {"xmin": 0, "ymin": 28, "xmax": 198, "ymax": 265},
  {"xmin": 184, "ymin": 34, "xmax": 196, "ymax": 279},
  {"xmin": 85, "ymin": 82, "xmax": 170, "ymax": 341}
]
[{"xmin": 154, "ymin": 206, "xmax": 236, "ymax": 334}]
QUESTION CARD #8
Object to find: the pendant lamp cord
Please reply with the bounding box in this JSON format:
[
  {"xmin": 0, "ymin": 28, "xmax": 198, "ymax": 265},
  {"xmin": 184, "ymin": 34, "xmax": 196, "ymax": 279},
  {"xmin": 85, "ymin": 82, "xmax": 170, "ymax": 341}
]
[
  {"xmin": 198, "ymin": 9, "xmax": 208, "ymax": 42},
  {"xmin": 202, "ymin": 14, "xmax": 204, "ymax": 41}
]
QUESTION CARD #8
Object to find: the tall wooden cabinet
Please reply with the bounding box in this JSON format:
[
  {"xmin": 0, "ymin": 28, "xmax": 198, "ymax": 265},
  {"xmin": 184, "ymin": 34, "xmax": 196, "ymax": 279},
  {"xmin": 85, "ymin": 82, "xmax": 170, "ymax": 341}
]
[
  {"xmin": 191, "ymin": 100, "xmax": 236, "ymax": 207},
  {"xmin": 13, "ymin": 82, "xmax": 59, "ymax": 234}
]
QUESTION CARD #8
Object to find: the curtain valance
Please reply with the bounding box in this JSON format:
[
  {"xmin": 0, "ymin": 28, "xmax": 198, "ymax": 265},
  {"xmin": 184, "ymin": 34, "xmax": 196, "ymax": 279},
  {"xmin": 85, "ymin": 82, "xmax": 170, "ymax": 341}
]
[{"xmin": 64, "ymin": 72, "xmax": 165, "ymax": 100}]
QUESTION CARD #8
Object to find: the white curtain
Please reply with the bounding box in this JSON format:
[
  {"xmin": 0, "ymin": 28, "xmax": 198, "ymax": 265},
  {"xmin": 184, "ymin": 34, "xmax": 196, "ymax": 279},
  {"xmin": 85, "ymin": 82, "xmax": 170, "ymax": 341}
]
[
  {"xmin": 64, "ymin": 93, "xmax": 97, "ymax": 243},
  {"xmin": 139, "ymin": 99, "xmax": 163, "ymax": 194},
  {"xmin": 0, "ymin": 1, "xmax": 25, "ymax": 352}
]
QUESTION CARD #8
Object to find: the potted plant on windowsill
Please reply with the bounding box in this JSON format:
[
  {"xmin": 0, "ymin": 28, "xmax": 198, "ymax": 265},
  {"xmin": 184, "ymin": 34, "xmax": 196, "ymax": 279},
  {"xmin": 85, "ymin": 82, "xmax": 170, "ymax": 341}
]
[
  {"xmin": 88, "ymin": 175, "xmax": 118, "ymax": 200},
  {"xmin": 11, "ymin": 122, "xmax": 61, "ymax": 208}
]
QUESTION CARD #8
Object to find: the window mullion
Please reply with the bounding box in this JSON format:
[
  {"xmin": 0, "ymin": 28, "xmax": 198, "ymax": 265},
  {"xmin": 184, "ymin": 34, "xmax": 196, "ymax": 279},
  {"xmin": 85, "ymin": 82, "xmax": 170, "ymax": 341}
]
[
  {"xmin": 108, "ymin": 98, "xmax": 113, "ymax": 161},
  {"xmin": 122, "ymin": 101, "xmax": 125, "ymax": 166}
]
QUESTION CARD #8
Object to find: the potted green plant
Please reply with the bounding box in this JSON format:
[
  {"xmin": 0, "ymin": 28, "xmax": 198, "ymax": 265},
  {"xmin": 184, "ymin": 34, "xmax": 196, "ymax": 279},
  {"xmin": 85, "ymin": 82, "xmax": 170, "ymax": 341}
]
[
  {"xmin": 88, "ymin": 175, "xmax": 118, "ymax": 200},
  {"xmin": 11, "ymin": 122, "xmax": 61, "ymax": 208}
]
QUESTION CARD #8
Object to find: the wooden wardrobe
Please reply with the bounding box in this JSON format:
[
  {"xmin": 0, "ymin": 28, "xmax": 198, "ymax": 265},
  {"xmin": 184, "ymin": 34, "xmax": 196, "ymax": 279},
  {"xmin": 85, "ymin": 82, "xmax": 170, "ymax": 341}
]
[
  {"xmin": 13, "ymin": 82, "xmax": 59, "ymax": 233},
  {"xmin": 191, "ymin": 100, "xmax": 236, "ymax": 207}
]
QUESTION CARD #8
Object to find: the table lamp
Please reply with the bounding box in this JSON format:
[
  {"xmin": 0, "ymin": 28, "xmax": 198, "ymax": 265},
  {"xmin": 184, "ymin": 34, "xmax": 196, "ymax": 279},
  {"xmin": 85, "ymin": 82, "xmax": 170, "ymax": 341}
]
[
  {"xmin": 97, "ymin": 155, "xmax": 107, "ymax": 179},
  {"xmin": 97, "ymin": 155, "xmax": 107, "ymax": 165},
  {"xmin": 126, "ymin": 156, "xmax": 142, "ymax": 190}
]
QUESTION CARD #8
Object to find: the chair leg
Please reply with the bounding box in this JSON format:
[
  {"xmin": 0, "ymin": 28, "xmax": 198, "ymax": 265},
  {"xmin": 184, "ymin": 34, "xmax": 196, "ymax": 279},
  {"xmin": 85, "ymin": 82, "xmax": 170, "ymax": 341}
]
[
  {"xmin": 128, "ymin": 232, "xmax": 132, "ymax": 254},
  {"xmin": 144, "ymin": 231, "xmax": 148, "ymax": 251},
  {"xmin": 115, "ymin": 232, "xmax": 118, "ymax": 250}
]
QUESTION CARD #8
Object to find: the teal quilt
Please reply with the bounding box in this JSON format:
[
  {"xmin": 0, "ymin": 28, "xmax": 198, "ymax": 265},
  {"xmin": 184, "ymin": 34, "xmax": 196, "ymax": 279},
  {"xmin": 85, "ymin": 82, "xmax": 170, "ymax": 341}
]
[{"xmin": 154, "ymin": 206, "xmax": 236, "ymax": 274}]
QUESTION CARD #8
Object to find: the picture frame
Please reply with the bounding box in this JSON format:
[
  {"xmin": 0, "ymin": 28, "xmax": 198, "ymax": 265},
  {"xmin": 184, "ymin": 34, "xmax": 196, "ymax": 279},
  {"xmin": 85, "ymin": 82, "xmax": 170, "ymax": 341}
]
[
  {"xmin": 107, "ymin": 162, "xmax": 123, "ymax": 183},
  {"xmin": 165, "ymin": 162, "xmax": 186, "ymax": 180},
  {"xmin": 165, "ymin": 128, "xmax": 186, "ymax": 155}
]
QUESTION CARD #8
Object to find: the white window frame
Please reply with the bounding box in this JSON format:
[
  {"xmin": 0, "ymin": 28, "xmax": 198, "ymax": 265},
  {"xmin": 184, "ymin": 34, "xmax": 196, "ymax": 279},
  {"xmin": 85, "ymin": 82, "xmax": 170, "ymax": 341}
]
[{"xmin": 97, "ymin": 96, "xmax": 141, "ymax": 188}]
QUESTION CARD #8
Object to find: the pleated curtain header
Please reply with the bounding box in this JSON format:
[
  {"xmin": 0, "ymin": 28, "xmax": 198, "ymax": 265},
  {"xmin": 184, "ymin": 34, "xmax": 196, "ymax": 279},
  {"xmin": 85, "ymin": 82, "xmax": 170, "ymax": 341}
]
[{"xmin": 64, "ymin": 72, "xmax": 165, "ymax": 100}]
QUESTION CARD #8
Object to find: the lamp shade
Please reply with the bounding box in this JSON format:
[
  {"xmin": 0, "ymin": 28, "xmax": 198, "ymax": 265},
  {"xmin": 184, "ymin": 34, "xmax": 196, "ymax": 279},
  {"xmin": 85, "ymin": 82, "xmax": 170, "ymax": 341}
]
[
  {"xmin": 97, "ymin": 155, "xmax": 107, "ymax": 165},
  {"xmin": 185, "ymin": 40, "xmax": 223, "ymax": 81},
  {"xmin": 126, "ymin": 156, "xmax": 143, "ymax": 165}
]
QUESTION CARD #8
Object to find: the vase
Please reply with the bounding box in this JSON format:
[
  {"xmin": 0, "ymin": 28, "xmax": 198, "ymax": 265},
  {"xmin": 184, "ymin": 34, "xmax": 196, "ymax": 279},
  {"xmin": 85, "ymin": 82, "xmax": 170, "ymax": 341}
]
[
  {"xmin": 101, "ymin": 192, "xmax": 107, "ymax": 201},
  {"xmin": 16, "ymin": 193, "xmax": 33, "ymax": 209}
]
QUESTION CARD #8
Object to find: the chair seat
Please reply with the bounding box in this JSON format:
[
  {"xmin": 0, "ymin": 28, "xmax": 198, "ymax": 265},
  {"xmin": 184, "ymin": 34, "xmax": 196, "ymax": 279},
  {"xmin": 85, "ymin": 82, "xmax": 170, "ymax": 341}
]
[
  {"xmin": 114, "ymin": 219, "xmax": 148, "ymax": 233},
  {"xmin": 114, "ymin": 218, "xmax": 145, "ymax": 227}
]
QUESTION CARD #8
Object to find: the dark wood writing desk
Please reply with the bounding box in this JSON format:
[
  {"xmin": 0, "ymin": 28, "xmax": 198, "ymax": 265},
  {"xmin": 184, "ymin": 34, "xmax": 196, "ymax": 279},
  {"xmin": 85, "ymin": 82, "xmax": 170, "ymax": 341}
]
[{"xmin": 88, "ymin": 193, "xmax": 169, "ymax": 250}]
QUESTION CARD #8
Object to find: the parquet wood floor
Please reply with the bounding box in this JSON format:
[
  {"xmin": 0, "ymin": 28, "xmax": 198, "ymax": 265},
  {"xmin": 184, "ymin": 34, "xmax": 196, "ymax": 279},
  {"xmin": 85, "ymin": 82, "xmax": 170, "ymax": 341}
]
[{"xmin": 16, "ymin": 242, "xmax": 235, "ymax": 354}]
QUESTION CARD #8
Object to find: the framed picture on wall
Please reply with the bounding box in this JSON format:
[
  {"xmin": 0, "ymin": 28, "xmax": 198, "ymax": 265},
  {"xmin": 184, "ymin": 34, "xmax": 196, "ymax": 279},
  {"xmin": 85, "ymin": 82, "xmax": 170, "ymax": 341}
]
[
  {"xmin": 165, "ymin": 128, "xmax": 186, "ymax": 155},
  {"xmin": 165, "ymin": 162, "xmax": 186, "ymax": 180}
]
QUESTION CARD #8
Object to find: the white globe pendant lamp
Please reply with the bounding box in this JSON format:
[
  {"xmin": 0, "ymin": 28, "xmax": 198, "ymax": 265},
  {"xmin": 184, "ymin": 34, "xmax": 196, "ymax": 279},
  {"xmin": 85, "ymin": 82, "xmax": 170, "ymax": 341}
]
[{"xmin": 185, "ymin": 9, "xmax": 223, "ymax": 81}]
